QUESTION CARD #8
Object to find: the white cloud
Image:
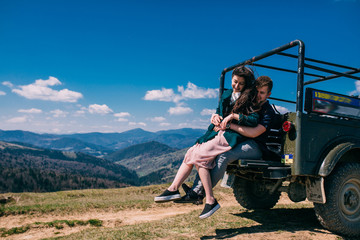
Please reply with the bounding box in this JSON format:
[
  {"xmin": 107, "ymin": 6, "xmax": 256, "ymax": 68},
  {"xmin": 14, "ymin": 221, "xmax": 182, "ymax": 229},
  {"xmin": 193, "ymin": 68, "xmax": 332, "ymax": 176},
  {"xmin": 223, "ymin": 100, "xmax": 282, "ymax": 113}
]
[
  {"xmin": 178, "ymin": 82, "xmax": 218, "ymax": 100},
  {"xmin": 160, "ymin": 122, "xmax": 171, "ymax": 127},
  {"xmin": 168, "ymin": 106, "xmax": 193, "ymax": 115},
  {"xmin": 144, "ymin": 88, "xmax": 177, "ymax": 102},
  {"xmin": 2, "ymin": 81, "xmax": 13, "ymax": 88},
  {"xmin": 178, "ymin": 118, "xmax": 210, "ymax": 129},
  {"xmin": 116, "ymin": 118, "xmax": 129, "ymax": 122},
  {"xmin": 129, "ymin": 122, "xmax": 147, "ymax": 127},
  {"xmin": 274, "ymin": 105, "xmax": 289, "ymax": 114},
  {"xmin": 201, "ymin": 108, "xmax": 215, "ymax": 116},
  {"xmin": 74, "ymin": 110, "xmax": 86, "ymax": 116},
  {"xmin": 88, "ymin": 104, "xmax": 113, "ymax": 115},
  {"xmin": 18, "ymin": 108, "xmax": 42, "ymax": 114},
  {"xmin": 150, "ymin": 116, "xmax": 166, "ymax": 122},
  {"xmin": 11, "ymin": 76, "xmax": 83, "ymax": 102},
  {"xmin": 356, "ymin": 81, "xmax": 360, "ymax": 92},
  {"xmin": 50, "ymin": 109, "xmax": 68, "ymax": 118},
  {"xmin": 144, "ymin": 82, "xmax": 218, "ymax": 103},
  {"xmin": 114, "ymin": 112, "xmax": 131, "ymax": 118},
  {"xmin": 349, "ymin": 81, "xmax": 360, "ymax": 97},
  {"xmin": 7, "ymin": 116, "xmax": 28, "ymax": 123},
  {"xmin": 0, "ymin": 91, "xmax": 5, "ymax": 96}
]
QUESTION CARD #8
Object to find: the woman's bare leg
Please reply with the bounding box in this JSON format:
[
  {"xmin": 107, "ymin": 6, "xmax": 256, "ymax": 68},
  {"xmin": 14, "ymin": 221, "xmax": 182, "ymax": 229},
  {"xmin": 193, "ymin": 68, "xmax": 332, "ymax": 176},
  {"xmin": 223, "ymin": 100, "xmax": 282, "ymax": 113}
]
[{"xmin": 168, "ymin": 162, "xmax": 193, "ymax": 191}]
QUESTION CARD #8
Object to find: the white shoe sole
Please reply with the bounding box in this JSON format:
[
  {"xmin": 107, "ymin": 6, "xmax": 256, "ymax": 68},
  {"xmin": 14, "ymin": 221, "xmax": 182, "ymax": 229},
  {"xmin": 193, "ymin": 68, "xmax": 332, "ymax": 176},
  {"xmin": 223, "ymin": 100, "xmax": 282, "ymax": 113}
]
[
  {"xmin": 154, "ymin": 194, "xmax": 181, "ymax": 203},
  {"xmin": 199, "ymin": 203, "xmax": 220, "ymax": 219}
]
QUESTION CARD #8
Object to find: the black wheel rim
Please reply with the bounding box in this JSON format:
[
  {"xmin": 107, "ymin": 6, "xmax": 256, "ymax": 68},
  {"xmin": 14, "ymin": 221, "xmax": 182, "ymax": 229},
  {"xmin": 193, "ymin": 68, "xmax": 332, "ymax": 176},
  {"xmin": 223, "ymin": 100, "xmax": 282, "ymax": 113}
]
[{"xmin": 339, "ymin": 178, "xmax": 360, "ymax": 222}]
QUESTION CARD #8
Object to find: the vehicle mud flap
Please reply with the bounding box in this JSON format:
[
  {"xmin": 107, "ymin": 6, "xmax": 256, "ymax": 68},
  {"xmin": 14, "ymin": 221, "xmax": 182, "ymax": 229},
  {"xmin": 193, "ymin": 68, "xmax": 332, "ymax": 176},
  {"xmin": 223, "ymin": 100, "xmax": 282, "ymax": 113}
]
[{"xmin": 306, "ymin": 177, "xmax": 326, "ymax": 203}]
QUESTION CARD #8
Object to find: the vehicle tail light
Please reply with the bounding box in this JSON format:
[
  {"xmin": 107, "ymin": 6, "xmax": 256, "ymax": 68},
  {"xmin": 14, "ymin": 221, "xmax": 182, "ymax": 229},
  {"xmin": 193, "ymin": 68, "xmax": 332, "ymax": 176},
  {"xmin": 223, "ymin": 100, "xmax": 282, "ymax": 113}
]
[{"xmin": 282, "ymin": 121, "xmax": 293, "ymax": 132}]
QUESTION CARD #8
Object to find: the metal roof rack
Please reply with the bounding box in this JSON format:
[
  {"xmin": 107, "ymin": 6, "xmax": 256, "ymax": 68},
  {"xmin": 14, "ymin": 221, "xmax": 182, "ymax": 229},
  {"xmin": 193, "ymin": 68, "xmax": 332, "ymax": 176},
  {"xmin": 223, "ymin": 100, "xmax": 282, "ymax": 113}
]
[{"xmin": 219, "ymin": 40, "xmax": 360, "ymax": 113}]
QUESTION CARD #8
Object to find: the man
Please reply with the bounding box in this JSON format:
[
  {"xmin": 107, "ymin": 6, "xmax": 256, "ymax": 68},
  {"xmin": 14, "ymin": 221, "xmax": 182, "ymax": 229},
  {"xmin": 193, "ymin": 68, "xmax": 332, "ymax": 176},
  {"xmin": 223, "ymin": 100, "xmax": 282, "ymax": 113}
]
[{"xmin": 176, "ymin": 76, "xmax": 274, "ymax": 204}]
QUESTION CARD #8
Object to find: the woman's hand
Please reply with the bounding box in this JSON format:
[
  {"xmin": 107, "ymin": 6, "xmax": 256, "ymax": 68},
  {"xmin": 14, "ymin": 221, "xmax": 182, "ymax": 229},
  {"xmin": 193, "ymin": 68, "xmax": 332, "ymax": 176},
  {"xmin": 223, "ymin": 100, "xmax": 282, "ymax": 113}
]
[
  {"xmin": 211, "ymin": 114, "xmax": 223, "ymax": 126},
  {"xmin": 220, "ymin": 113, "xmax": 234, "ymax": 130}
]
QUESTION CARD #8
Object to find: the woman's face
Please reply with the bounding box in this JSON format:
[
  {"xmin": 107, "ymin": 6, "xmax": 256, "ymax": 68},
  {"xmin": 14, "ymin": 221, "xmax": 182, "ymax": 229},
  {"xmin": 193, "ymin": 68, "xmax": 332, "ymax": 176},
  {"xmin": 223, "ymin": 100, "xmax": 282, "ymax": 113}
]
[{"xmin": 231, "ymin": 75, "xmax": 246, "ymax": 93}]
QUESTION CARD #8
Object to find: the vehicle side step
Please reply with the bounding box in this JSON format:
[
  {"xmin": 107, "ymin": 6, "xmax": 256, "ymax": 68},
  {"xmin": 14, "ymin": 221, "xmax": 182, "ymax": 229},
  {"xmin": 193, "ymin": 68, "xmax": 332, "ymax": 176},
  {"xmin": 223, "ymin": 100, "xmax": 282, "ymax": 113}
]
[
  {"xmin": 231, "ymin": 159, "xmax": 292, "ymax": 179},
  {"xmin": 239, "ymin": 159, "xmax": 287, "ymax": 168}
]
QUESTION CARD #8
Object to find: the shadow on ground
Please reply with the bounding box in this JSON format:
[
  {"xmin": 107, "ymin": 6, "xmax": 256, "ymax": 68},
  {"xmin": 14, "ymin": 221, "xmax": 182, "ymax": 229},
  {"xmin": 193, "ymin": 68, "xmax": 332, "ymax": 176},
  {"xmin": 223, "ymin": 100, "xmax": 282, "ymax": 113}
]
[{"xmin": 200, "ymin": 208, "xmax": 353, "ymax": 239}]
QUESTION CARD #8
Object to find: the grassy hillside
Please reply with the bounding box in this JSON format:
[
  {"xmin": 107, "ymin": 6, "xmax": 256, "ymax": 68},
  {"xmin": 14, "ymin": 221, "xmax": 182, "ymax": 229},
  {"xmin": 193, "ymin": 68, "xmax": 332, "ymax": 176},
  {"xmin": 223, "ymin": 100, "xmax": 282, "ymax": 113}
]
[
  {"xmin": 0, "ymin": 141, "xmax": 138, "ymax": 193},
  {"xmin": 115, "ymin": 146, "xmax": 198, "ymax": 186},
  {"xmin": 0, "ymin": 185, "xmax": 343, "ymax": 240},
  {"xmin": 118, "ymin": 147, "xmax": 187, "ymax": 176}
]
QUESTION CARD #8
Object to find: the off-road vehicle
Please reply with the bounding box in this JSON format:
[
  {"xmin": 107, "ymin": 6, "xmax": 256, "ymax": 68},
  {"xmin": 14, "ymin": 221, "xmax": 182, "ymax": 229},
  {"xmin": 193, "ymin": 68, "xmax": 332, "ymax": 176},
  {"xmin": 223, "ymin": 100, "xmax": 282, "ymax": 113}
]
[{"xmin": 223, "ymin": 40, "xmax": 360, "ymax": 237}]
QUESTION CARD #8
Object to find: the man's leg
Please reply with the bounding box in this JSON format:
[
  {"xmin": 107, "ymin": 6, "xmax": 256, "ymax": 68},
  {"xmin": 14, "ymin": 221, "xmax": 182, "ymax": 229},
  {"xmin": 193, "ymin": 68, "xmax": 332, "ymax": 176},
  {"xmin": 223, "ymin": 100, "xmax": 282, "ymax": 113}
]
[{"xmin": 192, "ymin": 139, "xmax": 262, "ymax": 195}]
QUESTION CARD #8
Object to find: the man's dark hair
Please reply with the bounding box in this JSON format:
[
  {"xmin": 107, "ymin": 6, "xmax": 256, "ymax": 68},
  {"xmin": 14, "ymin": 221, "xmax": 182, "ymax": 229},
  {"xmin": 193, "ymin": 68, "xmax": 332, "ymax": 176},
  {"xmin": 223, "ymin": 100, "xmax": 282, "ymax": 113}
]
[{"xmin": 256, "ymin": 76, "xmax": 273, "ymax": 92}]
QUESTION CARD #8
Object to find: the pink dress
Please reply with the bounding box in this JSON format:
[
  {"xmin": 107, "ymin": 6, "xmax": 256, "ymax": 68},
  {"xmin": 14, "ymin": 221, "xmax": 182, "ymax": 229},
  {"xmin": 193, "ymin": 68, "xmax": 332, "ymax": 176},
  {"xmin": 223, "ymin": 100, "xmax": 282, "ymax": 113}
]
[{"xmin": 183, "ymin": 130, "xmax": 231, "ymax": 169}]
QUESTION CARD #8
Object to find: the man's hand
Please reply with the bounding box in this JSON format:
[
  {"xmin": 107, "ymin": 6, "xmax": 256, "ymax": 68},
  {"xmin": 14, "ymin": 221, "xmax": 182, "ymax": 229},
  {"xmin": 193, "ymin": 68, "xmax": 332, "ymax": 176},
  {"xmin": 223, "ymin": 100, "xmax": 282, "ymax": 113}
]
[{"xmin": 211, "ymin": 114, "xmax": 223, "ymax": 126}]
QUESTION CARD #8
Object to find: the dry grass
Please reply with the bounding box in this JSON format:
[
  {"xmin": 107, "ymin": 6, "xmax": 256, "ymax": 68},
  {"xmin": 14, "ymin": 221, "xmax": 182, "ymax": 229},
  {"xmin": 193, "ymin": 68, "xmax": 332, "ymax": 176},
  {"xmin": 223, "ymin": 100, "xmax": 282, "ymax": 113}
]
[
  {"xmin": 47, "ymin": 204, "xmax": 342, "ymax": 240},
  {"xmin": 0, "ymin": 184, "xmax": 350, "ymax": 240},
  {"xmin": 0, "ymin": 184, "xmax": 169, "ymax": 216}
]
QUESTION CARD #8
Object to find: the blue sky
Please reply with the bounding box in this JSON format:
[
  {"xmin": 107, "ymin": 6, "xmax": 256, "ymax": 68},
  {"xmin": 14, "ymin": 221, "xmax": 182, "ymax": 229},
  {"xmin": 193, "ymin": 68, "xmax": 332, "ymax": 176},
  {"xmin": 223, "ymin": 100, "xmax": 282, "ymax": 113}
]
[{"xmin": 0, "ymin": 0, "xmax": 359, "ymax": 134}]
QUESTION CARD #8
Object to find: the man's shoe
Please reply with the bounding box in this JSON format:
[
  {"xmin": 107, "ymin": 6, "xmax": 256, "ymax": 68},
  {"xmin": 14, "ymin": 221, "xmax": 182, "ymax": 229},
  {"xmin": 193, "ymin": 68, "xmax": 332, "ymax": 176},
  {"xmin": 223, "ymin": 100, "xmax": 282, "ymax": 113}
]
[
  {"xmin": 174, "ymin": 189, "xmax": 204, "ymax": 205},
  {"xmin": 182, "ymin": 183, "xmax": 192, "ymax": 194},
  {"xmin": 154, "ymin": 189, "xmax": 181, "ymax": 203},
  {"xmin": 199, "ymin": 199, "xmax": 220, "ymax": 219}
]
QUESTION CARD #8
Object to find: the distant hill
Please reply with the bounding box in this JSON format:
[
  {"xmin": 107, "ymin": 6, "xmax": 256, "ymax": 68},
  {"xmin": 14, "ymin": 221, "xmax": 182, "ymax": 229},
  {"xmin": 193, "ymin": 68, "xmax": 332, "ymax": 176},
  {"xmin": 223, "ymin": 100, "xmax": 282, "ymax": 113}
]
[
  {"xmin": 136, "ymin": 148, "xmax": 197, "ymax": 186},
  {"xmin": 64, "ymin": 128, "xmax": 156, "ymax": 150},
  {"xmin": 110, "ymin": 141, "xmax": 195, "ymax": 185},
  {"xmin": 61, "ymin": 128, "xmax": 204, "ymax": 150},
  {"xmin": 0, "ymin": 141, "xmax": 139, "ymax": 193},
  {"xmin": 0, "ymin": 130, "xmax": 111, "ymax": 157},
  {"xmin": 105, "ymin": 141, "xmax": 178, "ymax": 162},
  {"xmin": 0, "ymin": 128, "xmax": 205, "ymax": 156},
  {"xmin": 48, "ymin": 137, "xmax": 112, "ymax": 156}
]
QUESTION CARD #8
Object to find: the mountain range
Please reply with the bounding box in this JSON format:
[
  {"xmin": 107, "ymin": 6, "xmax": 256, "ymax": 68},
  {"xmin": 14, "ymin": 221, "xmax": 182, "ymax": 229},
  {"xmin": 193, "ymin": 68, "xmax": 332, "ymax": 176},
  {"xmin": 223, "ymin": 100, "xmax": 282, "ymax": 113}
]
[
  {"xmin": 105, "ymin": 141, "xmax": 178, "ymax": 162},
  {"xmin": 0, "ymin": 141, "xmax": 139, "ymax": 193},
  {"xmin": 0, "ymin": 128, "xmax": 206, "ymax": 192},
  {"xmin": 108, "ymin": 141, "xmax": 195, "ymax": 185},
  {"xmin": 0, "ymin": 128, "xmax": 205, "ymax": 157}
]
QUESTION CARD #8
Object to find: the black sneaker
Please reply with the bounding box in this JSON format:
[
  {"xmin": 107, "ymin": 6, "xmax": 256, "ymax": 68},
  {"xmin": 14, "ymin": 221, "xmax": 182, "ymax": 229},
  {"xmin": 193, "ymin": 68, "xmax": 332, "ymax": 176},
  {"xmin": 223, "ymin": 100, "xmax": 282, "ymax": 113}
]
[
  {"xmin": 174, "ymin": 189, "xmax": 204, "ymax": 205},
  {"xmin": 199, "ymin": 199, "xmax": 220, "ymax": 219},
  {"xmin": 182, "ymin": 183, "xmax": 192, "ymax": 194},
  {"xmin": 154, "ymin": 189, "xmax": 181, "ymax": 203}
]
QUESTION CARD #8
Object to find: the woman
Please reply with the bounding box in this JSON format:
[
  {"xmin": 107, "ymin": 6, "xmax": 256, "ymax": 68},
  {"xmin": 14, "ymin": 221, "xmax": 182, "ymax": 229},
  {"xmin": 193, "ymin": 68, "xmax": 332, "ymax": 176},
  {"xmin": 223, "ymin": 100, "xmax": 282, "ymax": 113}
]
[{"xmin": 155, "ymin": 66, "xmax": 260, "ymax": 218}]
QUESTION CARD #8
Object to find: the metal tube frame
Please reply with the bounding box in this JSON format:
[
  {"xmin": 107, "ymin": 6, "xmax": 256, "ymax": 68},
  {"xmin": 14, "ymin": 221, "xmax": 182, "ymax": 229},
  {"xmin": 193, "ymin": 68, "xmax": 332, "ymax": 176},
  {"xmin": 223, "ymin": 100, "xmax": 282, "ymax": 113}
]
[
  {"xmin": 219, "ymin": 39, "xmax": 359, "ymax": 113},
  {"xmin": 219, "ymin": 39, "xmax": 305, "ymax": 113}
]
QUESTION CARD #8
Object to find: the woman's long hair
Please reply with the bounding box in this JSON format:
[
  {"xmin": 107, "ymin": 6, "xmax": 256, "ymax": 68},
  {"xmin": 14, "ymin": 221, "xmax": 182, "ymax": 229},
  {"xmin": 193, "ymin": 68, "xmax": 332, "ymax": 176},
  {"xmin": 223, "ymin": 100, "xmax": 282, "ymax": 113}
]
[
  {"xmin": 231, "ymin": 66, "xmax": 260, "ymax": 115},
  {"xmin": 232, "ymin": 87, "xmax": 259, "ymax": 115}
]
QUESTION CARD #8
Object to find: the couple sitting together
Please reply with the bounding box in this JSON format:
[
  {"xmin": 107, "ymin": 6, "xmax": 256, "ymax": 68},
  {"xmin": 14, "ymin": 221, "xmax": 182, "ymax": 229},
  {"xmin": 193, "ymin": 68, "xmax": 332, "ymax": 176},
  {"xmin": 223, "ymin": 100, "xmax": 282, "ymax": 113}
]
[{"xmin": 155, "ymin": 66, "xmax": 275, "ymax": 219}]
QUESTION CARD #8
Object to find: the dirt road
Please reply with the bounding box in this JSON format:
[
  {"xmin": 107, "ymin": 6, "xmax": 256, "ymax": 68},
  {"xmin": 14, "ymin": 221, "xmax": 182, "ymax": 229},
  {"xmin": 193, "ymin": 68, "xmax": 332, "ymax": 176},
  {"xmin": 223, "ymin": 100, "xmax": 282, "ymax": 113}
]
[{"xmin": 0, "ymin": 193, "xmax": 344, "ymax": 240}]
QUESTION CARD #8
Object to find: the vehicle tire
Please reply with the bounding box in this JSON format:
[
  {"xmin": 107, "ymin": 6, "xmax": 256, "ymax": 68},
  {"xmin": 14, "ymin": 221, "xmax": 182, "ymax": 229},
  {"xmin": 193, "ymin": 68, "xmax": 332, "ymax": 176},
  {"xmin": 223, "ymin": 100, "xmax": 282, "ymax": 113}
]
[
  {"xmin": 314, "ymin": 162, "xmax": 360, "ymax": 237},
  {"xmin": 232, "ymin": 176, "xmax": 281, "ymax": 210}
]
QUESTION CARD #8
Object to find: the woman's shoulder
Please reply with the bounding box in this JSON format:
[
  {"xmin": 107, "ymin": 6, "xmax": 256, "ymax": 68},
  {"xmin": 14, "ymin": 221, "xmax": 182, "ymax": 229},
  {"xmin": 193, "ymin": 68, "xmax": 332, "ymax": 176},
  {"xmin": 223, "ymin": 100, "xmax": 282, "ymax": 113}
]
[{"xmin": 222, "ymin": 89, "xmax": 233, "ymax": 98}]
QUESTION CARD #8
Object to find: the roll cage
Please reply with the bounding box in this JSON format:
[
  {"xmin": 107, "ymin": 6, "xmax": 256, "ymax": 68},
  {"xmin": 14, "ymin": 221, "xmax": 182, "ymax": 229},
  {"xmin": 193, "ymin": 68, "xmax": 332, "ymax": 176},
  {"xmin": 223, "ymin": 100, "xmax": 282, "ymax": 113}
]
[{"xmin": 218, "ymin": 39, "xmax": 360, "ymax": 114}]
